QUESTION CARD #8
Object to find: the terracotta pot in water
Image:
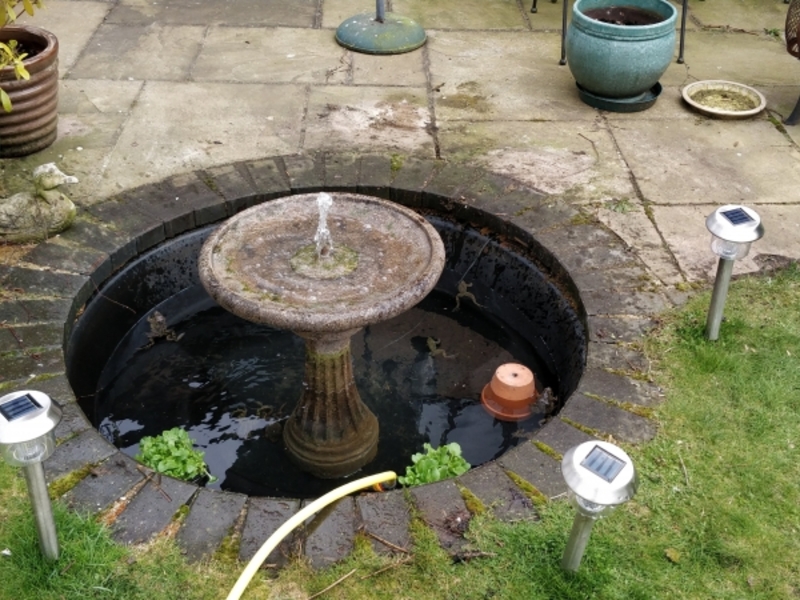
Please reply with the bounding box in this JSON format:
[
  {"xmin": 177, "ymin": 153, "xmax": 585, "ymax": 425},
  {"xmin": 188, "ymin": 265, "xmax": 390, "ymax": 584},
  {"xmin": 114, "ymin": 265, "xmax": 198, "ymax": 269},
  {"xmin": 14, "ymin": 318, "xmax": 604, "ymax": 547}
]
[
  {"xmin": 481, "ymin": 363, "xmax": 538, "ymax": 422},
  {"xmin": 0, "ymin": 25, "xmax": 59, "ymax": 157}
]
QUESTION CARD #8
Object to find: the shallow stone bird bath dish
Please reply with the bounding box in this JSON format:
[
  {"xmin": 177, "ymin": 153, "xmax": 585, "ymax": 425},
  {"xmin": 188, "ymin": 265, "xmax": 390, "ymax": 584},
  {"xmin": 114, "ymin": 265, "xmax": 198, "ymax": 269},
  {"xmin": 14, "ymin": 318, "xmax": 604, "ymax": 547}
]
[{"xmin": 681, "ymin": 80, "xmax": 766, "ymax": 119}]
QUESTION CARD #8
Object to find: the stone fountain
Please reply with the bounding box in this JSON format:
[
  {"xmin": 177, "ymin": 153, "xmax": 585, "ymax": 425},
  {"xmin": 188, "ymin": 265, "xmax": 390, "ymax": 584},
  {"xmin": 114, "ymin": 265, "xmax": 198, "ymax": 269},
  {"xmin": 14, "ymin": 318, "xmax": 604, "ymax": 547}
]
[{"xmin": 198, "ymin": 193, "xmax": 445, "ymax": 478}]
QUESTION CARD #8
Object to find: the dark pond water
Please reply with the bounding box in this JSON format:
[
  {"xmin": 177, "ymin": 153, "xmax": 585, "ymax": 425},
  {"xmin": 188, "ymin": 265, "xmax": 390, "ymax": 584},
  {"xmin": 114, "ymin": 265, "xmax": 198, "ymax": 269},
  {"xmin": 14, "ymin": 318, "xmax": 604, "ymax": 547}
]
[{"xmin": 94, "ymin": 283, "xmax": 554, "ymax": 498}]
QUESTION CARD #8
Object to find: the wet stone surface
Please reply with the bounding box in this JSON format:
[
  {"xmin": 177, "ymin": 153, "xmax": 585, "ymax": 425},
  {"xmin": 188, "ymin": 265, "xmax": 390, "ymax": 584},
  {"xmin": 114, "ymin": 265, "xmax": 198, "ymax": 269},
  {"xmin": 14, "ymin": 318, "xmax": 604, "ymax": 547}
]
[{"xmin": 0, "ymin": 152, "xmax": 674, "ymax": 568}]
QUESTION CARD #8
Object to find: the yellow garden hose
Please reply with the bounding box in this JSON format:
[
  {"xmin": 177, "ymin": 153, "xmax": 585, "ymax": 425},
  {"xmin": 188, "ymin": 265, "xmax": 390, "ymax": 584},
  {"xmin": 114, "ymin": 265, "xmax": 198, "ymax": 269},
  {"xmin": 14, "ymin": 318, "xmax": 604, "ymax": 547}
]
[{"xmin": 225, "ymin": 470, "xmax": 398, "ymax": 600}]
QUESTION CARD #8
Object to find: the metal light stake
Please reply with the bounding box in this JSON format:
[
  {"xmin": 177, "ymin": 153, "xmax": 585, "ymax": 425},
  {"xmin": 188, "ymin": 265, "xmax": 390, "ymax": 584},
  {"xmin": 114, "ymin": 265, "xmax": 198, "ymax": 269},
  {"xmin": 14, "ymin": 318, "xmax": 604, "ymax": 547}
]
[
  {"xmin": 704, "ymin": 205, "xmax": 764, "ymax": 341},
  {"xmin": 560, "ymin": 441, "xmax": 637, "ymax": 571},
  {"xmin": 0, "ymin": 390, "xmax": 62, "ymax": 560}
]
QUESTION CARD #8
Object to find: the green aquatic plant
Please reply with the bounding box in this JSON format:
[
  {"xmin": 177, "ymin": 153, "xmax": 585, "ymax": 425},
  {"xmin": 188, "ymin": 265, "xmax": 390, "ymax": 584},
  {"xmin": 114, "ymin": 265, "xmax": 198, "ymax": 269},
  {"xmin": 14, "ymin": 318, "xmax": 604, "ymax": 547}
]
[
  {"xmin": 398, "ymin": 442, "xmax": 470, "ymax": 487},
  {"xmin": 136, "ymin": 427, "xmax": 216, "ymax": 483}
]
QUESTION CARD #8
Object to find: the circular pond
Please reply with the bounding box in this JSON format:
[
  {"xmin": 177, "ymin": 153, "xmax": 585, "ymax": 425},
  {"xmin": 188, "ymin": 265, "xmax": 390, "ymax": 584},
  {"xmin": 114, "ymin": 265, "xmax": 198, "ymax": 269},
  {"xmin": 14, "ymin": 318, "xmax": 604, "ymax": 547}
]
[{"xmin": 66, "ymin": 205, "xmax": 586, "ymax": 498}]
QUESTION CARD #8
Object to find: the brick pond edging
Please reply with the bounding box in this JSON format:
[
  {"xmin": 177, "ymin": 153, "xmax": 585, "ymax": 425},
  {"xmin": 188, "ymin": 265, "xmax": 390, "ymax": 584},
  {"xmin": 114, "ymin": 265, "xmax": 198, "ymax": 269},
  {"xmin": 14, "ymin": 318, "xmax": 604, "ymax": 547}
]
[{"xmin": 0, "ymin": 151, "xmax": 670, "ymax": 567}]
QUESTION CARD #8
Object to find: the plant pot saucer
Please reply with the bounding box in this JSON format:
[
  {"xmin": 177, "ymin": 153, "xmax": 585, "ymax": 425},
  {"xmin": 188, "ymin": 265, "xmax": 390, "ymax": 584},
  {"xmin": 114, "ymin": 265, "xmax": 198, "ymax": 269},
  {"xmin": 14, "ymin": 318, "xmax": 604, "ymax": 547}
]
[
  {"xmin": 681, "ymin": 80, "xmax": 766, "ymax": 119},
  {"xmin": 576, "ymin": 82, "xmax": 662, "ymax": 113}
]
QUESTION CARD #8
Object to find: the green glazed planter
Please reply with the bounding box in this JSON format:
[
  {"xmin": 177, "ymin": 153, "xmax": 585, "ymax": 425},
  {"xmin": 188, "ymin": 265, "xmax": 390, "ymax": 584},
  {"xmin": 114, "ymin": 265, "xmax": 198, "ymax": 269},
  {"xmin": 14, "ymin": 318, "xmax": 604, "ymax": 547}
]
[{"xmin": 566, "ymin": 0, "xmax": 677, "ymax": 100}]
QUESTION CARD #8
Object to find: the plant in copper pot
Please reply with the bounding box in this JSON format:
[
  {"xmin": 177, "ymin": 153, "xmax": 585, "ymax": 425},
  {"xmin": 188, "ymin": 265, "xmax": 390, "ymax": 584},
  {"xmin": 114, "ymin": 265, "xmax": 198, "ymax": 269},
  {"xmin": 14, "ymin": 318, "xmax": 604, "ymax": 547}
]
[{"xmin": 0, "ymin": 0, "xmax": 59, "ymax": 157}]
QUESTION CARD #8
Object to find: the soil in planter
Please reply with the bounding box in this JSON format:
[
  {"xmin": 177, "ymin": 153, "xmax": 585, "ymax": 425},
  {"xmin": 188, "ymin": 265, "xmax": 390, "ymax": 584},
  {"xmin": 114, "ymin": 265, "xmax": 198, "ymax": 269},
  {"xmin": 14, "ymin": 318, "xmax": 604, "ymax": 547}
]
[
  {"xmin": 690, "ymin": 89, "xmax": 757, "ymax": 112},
  {"xmin": 584, "ymin": 6, "xmax": 665, "ymax": 25}
]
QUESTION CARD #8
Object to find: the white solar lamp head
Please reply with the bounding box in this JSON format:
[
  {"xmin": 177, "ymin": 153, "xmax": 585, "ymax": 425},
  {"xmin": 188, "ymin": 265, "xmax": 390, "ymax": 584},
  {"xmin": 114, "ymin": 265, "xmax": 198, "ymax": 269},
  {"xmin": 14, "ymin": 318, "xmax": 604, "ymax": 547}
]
[
  {"xmin": 0, "ymin": 391, "xmax": 62, "ymax": 467},
  {"xmin": 706, "ymin": 205, "xmax": 764, "ymax": 261},
  {"xmin": 561, "ymin": 441, "xmax": 638, "ymax": 519}
]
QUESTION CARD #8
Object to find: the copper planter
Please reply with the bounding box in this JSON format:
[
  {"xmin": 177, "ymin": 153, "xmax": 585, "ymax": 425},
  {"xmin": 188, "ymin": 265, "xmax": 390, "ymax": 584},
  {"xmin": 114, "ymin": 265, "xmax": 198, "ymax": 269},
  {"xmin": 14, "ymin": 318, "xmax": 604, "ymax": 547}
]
[{"xmin": 0, "ymin": 26, "xmax": 58, "ymax": 157}]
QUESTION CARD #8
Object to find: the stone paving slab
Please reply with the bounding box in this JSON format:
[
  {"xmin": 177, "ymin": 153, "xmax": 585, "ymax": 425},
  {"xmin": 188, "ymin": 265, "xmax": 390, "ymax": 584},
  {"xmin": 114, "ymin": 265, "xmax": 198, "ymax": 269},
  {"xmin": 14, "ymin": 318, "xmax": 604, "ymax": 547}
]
[
  {"xmin": 240, "ymin": 497, "xmax": 301, "ymax": 568},
  {"xmin": 561, "ymin": 393, "xmax": 657, "ymax": 443},
  {"xmin": 44, "ymin": 429, "xmax": 118, "ymax": 483},
  {"xmin": 497, "ymin": 440, "xmax": 568, "ymax": 498},
  {"xmin": 111, "ymin": 474, "xmax": 197, "ymax": 545},
  {"xmin": 457, "ymin": 462, "xmax": 537, "ymax": 522},
  {"xmin": 355, "ymin": 489, "xmax": 412, "ymax": 554},
  {"xmin": 410, "ymin": 480, "xmax": 470, "ymax": 554},
  {"xmin": 103, "ymin": 0, "xmax": 318, "ymax": 27},
  {"xmin": 177, "ymin": 489, "xmax": 248, "ymax": 562},
  {"xmin": 395, "ymin": 0, "xmax": 529, "ymax": 30},
  {"xmin": 577, "ymin": 368, "xmax": 662, "ymax": 408},
  {"xmin": 303, "ymin": 497, "xmax": 356, "ymax": 570},
  {"xmin": 62, "ymin": 453, "xmax": 144, "ymax": 515},
  {"xmin": 534, "ymin": 417, "xmax": 596, "ymax": 457}
]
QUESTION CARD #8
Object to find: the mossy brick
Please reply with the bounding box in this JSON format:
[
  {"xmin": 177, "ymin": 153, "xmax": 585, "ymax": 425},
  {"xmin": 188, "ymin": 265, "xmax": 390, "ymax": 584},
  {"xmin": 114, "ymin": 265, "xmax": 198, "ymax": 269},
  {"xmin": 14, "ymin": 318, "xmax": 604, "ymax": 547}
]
[
  {"xmin": 390, "ymin": 156, "xmax": 441, "ymax": 208},
  {"xmin": 421, "ymin": 162, "xmax": 485, "ymax": 207},
  {"xmin": 561, "ymin": 393, "xmax": 656, "ymax": 443},
  {"xmin": 25, "ymin": 373, "xmax": 76, "ymax": 405},
  {"xmin": 410, "ymin": 480, "xmax": 469, "ymax": 554},
  {"xmin": 177, "ymin": 488, "xmax": 247, "ymax": 562},
  {"xmin": 62, "ymin": 453, "xmax": 144, "ymax": 514},
  {"xmin": 580, "ymin": 288, "xmax": 670, "ymax": 318},
  {"xmin": 21, "ymin": 242, "xmax": 112, "ymax": 285},
  {"xmin": 534, "ymin": 225, "xmax": 640, "ymax": 273},
  {"xmin": 463, "ymin": 172, "xmax": 519, "ymax": 204},
  {"xmin": 0, "ymin": 322, "xmax": 61, "ymax": 353},
  {"xmin": 0, "ymin": 298, "xmax": 73, "ymax": 325},
  {"xmin": 123, "ymin": 179, "xmax": 197, "ymax": 237},
  {"xmin": 302, "ymin": 496, "xmax": 356, "ymax": 570},
  {"xmin": 577, "ymin": 368, "xmax": 661, "ymax": 408},
  {"xmin": 242, "ymin": 157, "xmax": 292, "ymax": 207},
  {"xmin": 509, "ymin": 201, "xmax": 582, "ymax": 237},
  {"xmin": 53, "ymin": 400, "xmax": 92, "ymax": 441},
  {"xmin": 358, "ymin": 154, "xmax": 395, "ymax": 199},
  {"xmin": 356, "ymin": 489, "xmax": 412, "ymax": 554},
  {"xmin": 86, "ymin": 199, "xmax": 166, "ymax": 266},
  {"xmin": 568, "ymin": 266, "xmax": 654, "ymax": 292},
  {"xmin": 497, "ymin": 442, "xmax": 567, "ymax": 498},
  {"xmin": 0, "ymin": 348, "xmax": 65, "ymax": 383},
  {"xmin": 202, "ymin": 163, "xmax": 260, "ymax": 214},
  {"xmin": 3, "ymin": 266, "xmax": 91, "ymax": 300},
  {"xmin": 534, "ymin": 418, "xmax": 596, "ymax": 457},
  {"xmin": 323, "ymin": 152, "xmax": 360, "ymax": 191},
  {"xmin": 587, "ymin": 341, "xmax": 650, "ymax": 373},
  {"xmin": 283, "ymin": 153, "xmax": 325, "ymax": 193},
  {"xmin": 133, "ymin": 173, "xmax": 225, "ymax": 229},
  {"xmin": 44, "ymin": 429, "xmax": 117, "ymax": 483},
  {"xmin": 55, "ymin": 216, "xmax": 130, "ymax": 257},
  {"xmin": 111, "ymin": 475, "xmax": 197, "ymax": 545},
  {"xmin": 458, "ymin": 462, "xmax": 537, "ymax": 522},
  {"xmin": 588, "ymin": 315, "xmax": 657, "ymax": 343},
  {"xmin": 240, "ymin": 497, "xmax": 300, "ymax": 568}
]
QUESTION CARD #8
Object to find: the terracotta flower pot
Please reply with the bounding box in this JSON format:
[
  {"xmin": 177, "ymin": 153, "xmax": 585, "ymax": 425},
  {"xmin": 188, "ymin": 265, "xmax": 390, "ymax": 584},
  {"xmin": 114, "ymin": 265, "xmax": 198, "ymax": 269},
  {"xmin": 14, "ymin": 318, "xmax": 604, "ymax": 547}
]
[
  {"xmin": 481, "ymin": 363, "xmax": 538, "ymax": 422},
  {"xmin": 0, "ymin": 25, "xmax": 59, "ymax": 157}
]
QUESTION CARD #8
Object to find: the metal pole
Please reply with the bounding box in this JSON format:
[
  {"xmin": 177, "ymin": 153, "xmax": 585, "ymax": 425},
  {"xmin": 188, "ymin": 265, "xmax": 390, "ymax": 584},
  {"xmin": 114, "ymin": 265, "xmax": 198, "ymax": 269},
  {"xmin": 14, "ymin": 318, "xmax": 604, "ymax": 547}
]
[
  {"xmin": 22, "ymin": 462, "xmax": 59, "ymax": 560},
  {"xmin": 561, "ymin": 511, "xmax": 595, "ymax": 571},
  {"xmin": 376, "ymin": 0, "xmax": 385, "ymax": 23},
  {"xmin": 559, "ymin": 0, "xmax": 568, "ymax": 65},
  {"xmin": 705, "ymin": 257, "xmax": 734, "ymax": 341},
  {"xmin": 677, "ymin": 0, "xmax": 688, "ymax": 63}
]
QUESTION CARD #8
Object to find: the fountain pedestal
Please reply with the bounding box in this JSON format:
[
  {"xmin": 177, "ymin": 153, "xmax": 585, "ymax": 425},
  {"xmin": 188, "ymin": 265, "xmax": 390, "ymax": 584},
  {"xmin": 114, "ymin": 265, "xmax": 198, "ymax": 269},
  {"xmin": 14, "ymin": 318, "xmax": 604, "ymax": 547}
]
[
  {"xmin": 198, "ymin": 193, "xmax": 445, "ymax": 478},
  {"xmin": 283, "ymin": 331, "xmax": 378, "ymax": 478}
]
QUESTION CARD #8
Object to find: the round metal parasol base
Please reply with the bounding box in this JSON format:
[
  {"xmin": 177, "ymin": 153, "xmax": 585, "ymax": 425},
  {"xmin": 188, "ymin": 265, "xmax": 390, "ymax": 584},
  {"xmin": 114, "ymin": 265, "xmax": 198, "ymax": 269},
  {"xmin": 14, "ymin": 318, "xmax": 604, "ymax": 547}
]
[{"xmin": 335, "ymin": 12, "xmax": 426, "ymax": 55}]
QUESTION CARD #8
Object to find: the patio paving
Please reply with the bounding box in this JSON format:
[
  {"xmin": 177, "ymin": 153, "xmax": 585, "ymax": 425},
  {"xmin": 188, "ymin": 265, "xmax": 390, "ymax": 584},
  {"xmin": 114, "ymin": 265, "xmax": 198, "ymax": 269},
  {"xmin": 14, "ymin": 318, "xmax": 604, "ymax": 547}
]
[{"xmin": 1, "ymin": 0, "xmax": 799, "ymax": 570}]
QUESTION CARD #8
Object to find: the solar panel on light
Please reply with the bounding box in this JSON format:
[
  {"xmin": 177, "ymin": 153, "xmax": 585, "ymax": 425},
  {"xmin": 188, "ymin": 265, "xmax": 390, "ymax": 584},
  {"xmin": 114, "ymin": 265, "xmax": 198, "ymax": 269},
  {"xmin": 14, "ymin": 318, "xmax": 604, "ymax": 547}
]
[
  {"xmin": 721, "ymin": 208, "xmax": 754, "ymax": 226},
  {"xmin": 0, "ymin": 394, "xmax": 42, "ymax": 422},
  {"xmin": 580, "ymin": 445, "xmax": 626, "ymax": 483}
]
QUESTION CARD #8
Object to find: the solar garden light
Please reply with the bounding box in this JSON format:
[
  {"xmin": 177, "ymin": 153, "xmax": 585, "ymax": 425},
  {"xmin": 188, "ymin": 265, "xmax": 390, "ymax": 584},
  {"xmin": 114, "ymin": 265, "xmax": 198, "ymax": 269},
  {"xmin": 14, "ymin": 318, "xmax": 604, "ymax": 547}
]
[
  {"xmin": 705, "ymin": 205, "xmax": 764, "ymax": 341},
  {"xmin": 560, "ymin": 441, "xmax": 638, "ymax": 572},
  {"xmin": 0, "ymin": 390, "xmax": 63, "ymax": 560}
]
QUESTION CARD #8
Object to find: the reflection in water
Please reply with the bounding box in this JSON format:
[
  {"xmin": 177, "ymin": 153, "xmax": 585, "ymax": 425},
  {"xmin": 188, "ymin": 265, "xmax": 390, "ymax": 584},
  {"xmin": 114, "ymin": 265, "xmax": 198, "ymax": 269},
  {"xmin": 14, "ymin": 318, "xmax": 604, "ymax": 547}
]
[{"xmin": 94, "ymin": 285, "xmax": 553, "ymax": 498}]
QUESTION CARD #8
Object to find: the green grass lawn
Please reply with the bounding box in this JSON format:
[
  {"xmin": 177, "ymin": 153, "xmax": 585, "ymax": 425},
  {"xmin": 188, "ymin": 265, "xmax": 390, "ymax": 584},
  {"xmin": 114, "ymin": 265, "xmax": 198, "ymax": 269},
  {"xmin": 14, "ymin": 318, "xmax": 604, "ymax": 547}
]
[{"xmin": 1, "ymin": 265, "xmax": 798, "ymax": 600}]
